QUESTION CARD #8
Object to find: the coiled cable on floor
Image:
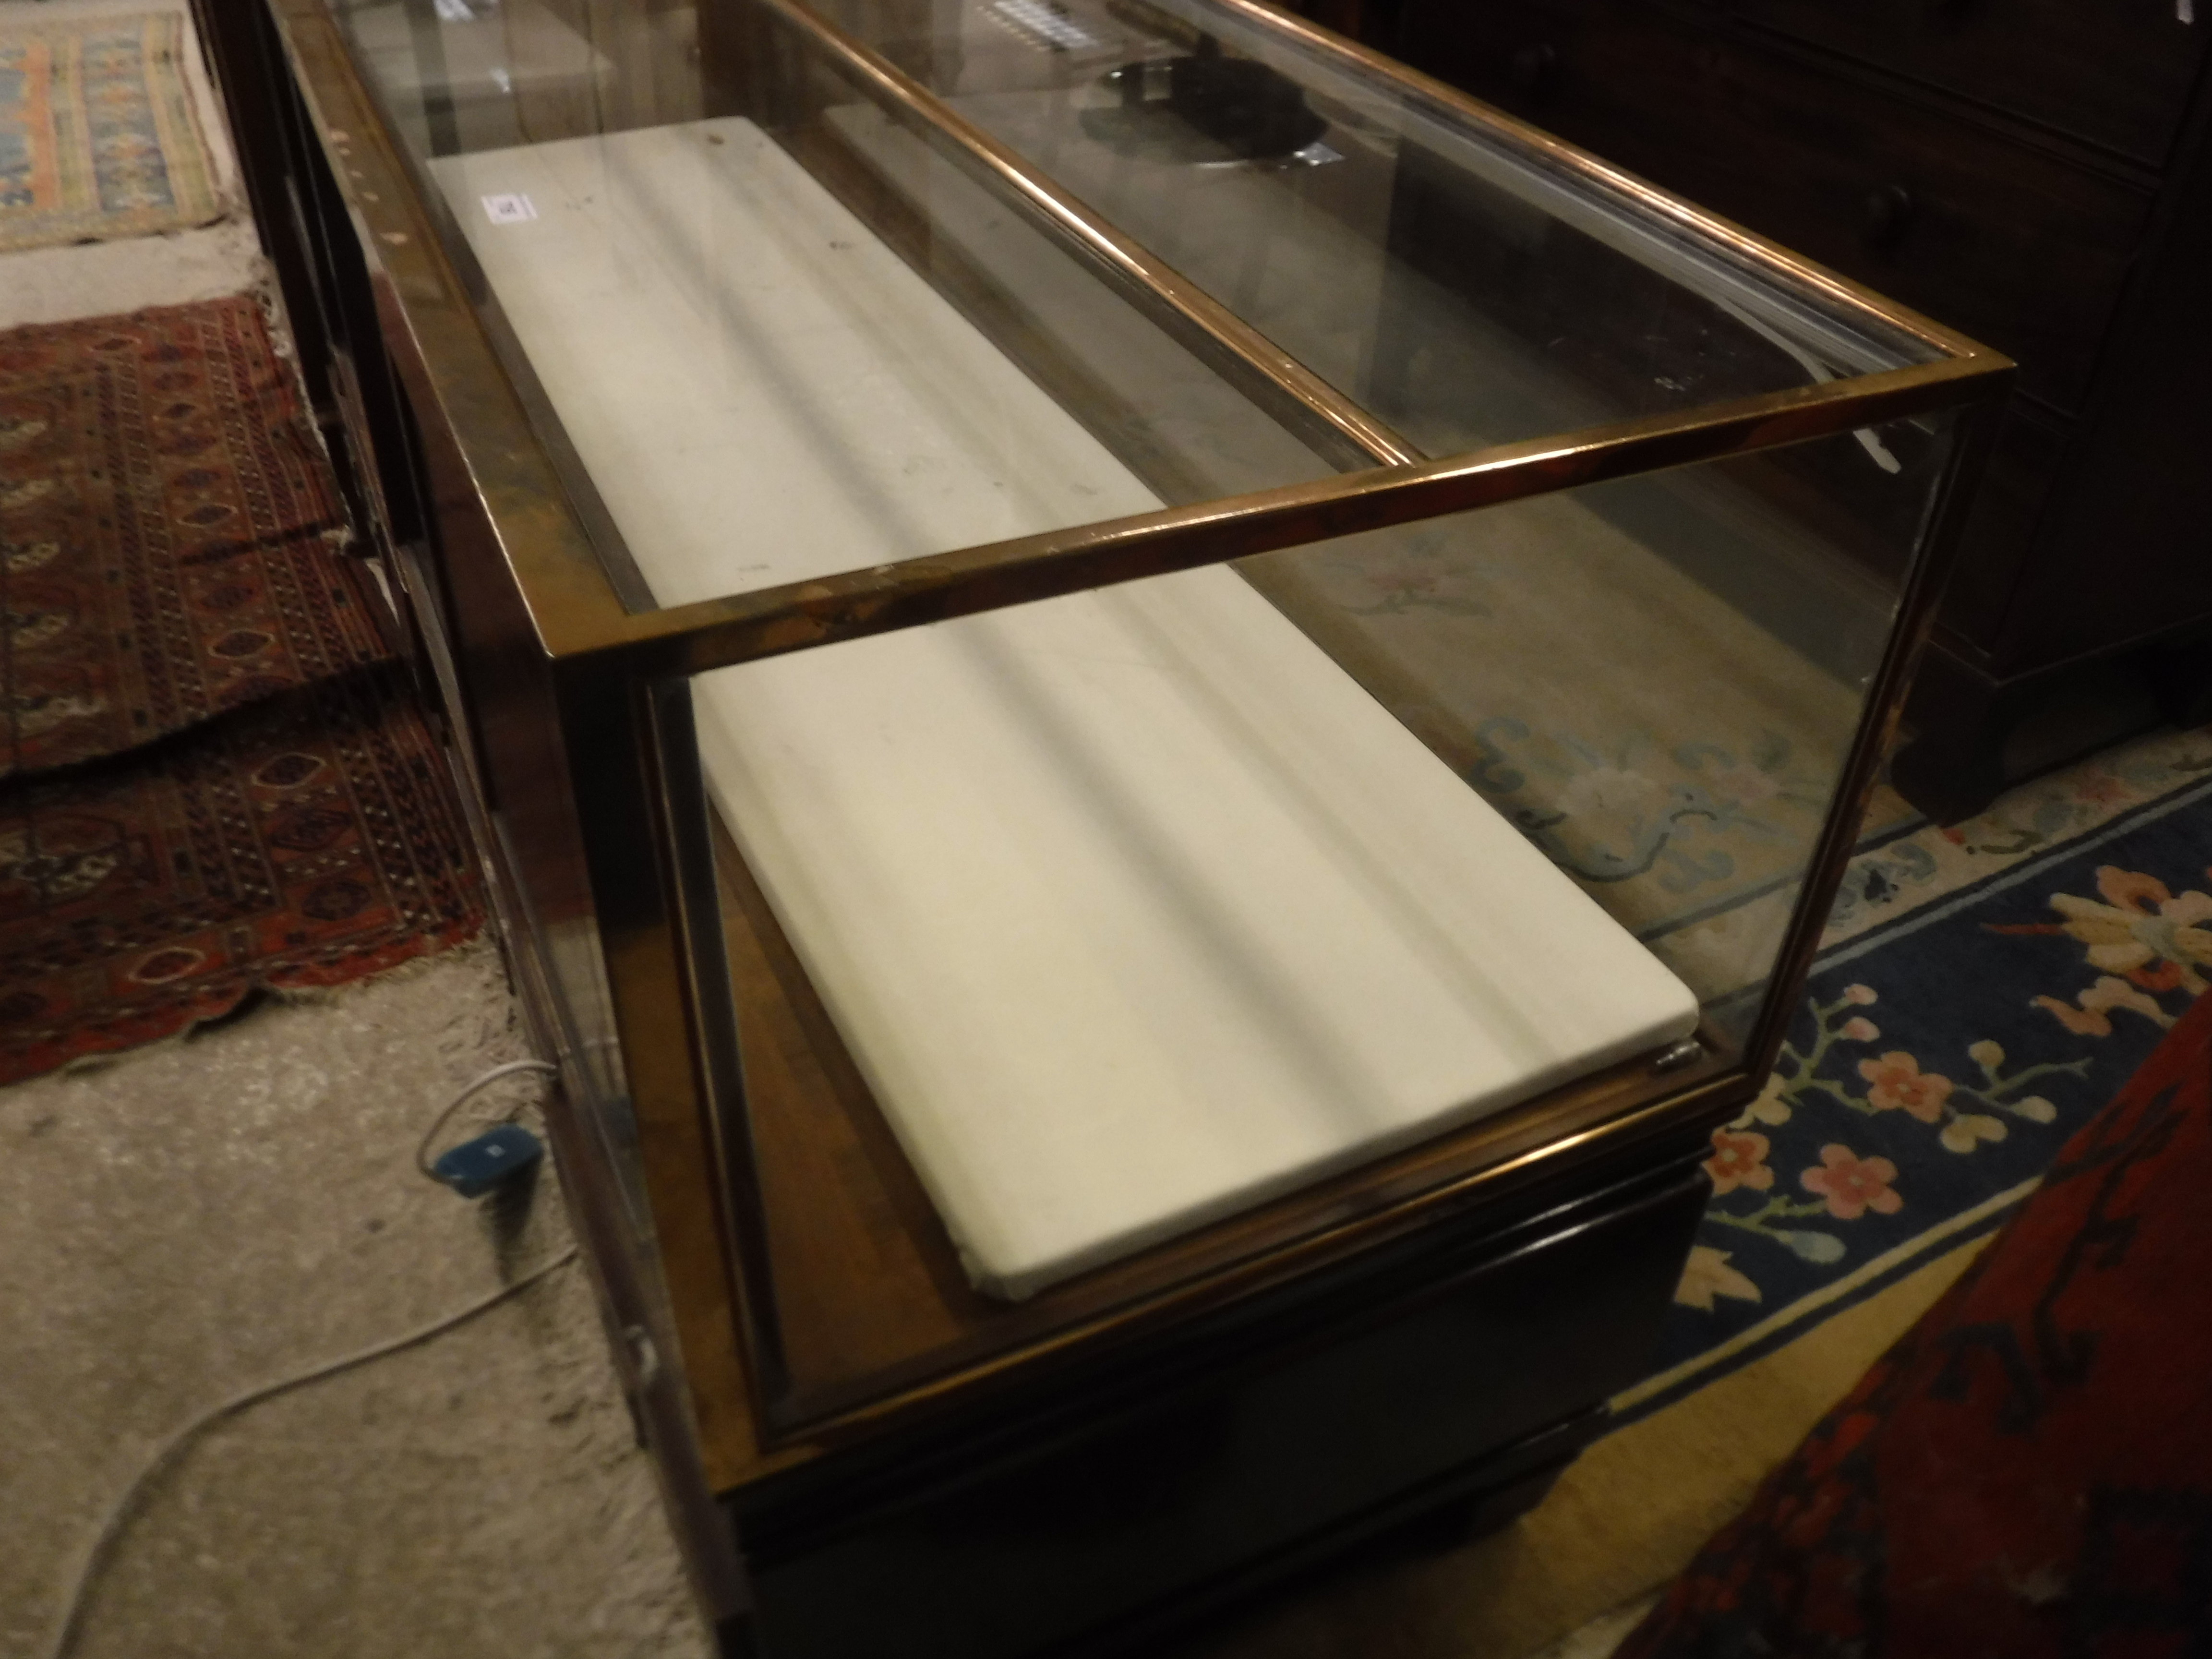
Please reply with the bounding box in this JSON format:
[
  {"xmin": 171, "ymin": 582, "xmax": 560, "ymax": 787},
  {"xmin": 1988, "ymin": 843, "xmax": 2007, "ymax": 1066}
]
[{"xmin": 46, "ymin": 1245, "xmax": 579, "ymax": 1659}]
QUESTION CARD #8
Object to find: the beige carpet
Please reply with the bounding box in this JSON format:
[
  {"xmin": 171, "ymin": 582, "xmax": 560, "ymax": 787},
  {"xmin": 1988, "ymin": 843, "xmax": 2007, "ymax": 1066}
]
[{"xmin": 0, "ymin": 941, "xmax": 708, "ymax": 1659}]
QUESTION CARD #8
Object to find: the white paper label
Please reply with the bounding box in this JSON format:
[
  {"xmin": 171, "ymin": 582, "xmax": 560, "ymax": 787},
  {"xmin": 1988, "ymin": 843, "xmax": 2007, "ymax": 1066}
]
[
  {"xmin": 2181, "ymin": 0, "xmax": 2194, "ymax": 24},
  {"xmin": 481, "ymin": 192, "xmax": 537, "ymax": 225}
]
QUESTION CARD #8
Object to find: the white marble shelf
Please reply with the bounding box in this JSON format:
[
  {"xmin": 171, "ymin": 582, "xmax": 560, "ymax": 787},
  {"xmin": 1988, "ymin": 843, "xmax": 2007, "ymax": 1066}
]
[{"xmin": 433, "ymin": 118, "xmax": 1699, "ymax": 1299}]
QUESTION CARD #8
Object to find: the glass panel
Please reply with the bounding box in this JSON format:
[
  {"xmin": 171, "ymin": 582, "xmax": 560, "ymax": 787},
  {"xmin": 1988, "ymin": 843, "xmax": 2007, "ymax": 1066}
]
[
  {"xmin": 796, "ymin": 0, "xmax": 1943, "ymax": 434},
  {"xmin": 332, "ymin": 0, "xmax": 1941, "ymax": 618},
  {"xmin": 681, "ymin": 405, "xmax": 1951, "ymax": 1418},
  {"xmin": 333, "ymin": 0, "xmax": 1338, "ymax": 614},
  {"xmin": 1242, "ymin": 409, "xmax": 1956, "ymax": 1046}
]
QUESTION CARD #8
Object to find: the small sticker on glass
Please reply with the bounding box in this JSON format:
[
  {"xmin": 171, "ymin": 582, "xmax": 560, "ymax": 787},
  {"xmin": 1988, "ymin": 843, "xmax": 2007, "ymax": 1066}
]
[{"xmin": 481, "ymin": 192, "xmax": 537, "ymax": 225}]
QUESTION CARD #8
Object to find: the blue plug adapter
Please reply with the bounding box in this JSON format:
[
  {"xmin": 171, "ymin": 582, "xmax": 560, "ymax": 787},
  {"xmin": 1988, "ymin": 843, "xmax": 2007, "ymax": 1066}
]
[
  {"xmin": 419, "ymin": 1059, "xmax": 560, "ymax": 1199},
  {"xmin": 431, "ymin": 1124, "xmax": 545, "ymax": 1198}
]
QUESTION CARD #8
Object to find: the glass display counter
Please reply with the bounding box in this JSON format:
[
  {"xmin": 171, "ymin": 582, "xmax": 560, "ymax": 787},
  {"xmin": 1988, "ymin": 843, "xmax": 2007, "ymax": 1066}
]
[{"xmin": 198, "ymin": 0, "xmax": 2008, "ymax": 1649}]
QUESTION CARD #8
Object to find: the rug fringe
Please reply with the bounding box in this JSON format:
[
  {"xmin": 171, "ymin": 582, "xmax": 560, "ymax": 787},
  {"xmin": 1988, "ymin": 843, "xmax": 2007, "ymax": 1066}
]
[{"xmin": 24, "ymin": 934, "xmax": 510, "ymax": 1090}]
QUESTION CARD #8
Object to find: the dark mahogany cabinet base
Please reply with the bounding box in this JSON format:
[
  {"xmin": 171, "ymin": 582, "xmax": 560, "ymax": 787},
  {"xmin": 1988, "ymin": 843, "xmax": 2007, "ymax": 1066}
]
[{"xmin": 733, "ymin": 1161, "xmax": 1707, "ymax": 1659}]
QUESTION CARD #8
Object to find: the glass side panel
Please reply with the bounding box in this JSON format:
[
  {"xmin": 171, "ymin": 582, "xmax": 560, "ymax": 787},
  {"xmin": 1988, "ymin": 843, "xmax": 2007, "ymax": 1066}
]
[
  {"xmin": 1244, "ymin": 407, "xmax": 1958, "ymax": 1046},
  {"xmin": 683, "ymin": 407, "xmax": 1954, "ymax": 1416}
]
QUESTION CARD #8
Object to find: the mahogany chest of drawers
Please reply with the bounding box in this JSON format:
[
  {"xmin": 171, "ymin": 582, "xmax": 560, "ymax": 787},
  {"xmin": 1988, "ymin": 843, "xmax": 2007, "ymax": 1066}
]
[{"xmin": 1328, "ymin": 0, "xmax": 2212, "ymax": 817}]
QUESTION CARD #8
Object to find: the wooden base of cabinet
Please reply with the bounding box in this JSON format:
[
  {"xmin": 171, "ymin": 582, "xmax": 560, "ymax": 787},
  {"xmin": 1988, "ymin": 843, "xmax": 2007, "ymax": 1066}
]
[
  {"xmin": 1894, "ymin": 631, "xmax": 2211, "ymax": 824},
  {"xmin": 730, "ymin": 1163, "xmax": 1707, "ymax": 1659}
]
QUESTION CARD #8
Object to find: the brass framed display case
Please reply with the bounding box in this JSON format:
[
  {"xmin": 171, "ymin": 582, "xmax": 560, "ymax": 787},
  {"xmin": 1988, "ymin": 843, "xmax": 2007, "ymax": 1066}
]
[{"xmin": 198, "ymin": 0, "xmax": 2009, "ymax": 1650}]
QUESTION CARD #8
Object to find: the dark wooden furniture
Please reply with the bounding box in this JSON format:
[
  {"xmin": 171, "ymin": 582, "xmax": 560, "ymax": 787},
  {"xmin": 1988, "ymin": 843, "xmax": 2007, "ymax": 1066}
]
[
  {"xmin": 195, "ymin": 0, "xmax": 2006, "ymax": 1652},
  {"xmin": 1329, "ymin": 0, "xmax": 2212, "ymax": 819}
]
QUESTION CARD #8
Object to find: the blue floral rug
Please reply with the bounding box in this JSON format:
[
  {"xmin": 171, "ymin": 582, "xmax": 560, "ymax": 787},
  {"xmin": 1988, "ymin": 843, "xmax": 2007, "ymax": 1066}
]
[{"xmin": 1618, "ymin": 751, "xmax": 2212, "ymax": 1421}]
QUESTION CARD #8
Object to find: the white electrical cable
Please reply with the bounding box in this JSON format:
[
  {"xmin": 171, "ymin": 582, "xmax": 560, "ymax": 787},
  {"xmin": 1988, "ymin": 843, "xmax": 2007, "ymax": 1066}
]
[
  {"xmin": 415, "ymin": 1058, "xmax": 559, "ymax": 1182},
  {"xmin": 46, "ymin": 1245, "xmax": 579, "ymax": 1659},
  {"xmin": 50, "ymin": 1057, "xmax": 572, "ymax": 1659}
]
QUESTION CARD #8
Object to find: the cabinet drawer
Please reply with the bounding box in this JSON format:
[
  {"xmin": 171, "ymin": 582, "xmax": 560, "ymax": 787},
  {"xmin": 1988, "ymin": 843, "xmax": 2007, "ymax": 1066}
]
[
  {"xmin": 1939, "ymin": 401, "xmax": 2071, "ymax": 651},
  {"xmin": 743, "ymin": 1164, "xmax": 1709, "ymax": 1659},
  {"xmin": 1735, "ymin": 0, "xmax": 2209, "ymax": 170},
  {"xmin": 1397, "ymin": 0, "xmax": 2154, "ymax": 411}
]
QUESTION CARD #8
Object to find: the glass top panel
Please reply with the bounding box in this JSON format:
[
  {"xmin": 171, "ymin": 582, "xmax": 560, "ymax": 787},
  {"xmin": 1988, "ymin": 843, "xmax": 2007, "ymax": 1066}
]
[
  {"xmin": 334, "ymin": 0, "xmax": 1941, "ymax": 612},
  {"xmin": 812, "ymin": 0, "xmax": 1941, "ymax": 440}
]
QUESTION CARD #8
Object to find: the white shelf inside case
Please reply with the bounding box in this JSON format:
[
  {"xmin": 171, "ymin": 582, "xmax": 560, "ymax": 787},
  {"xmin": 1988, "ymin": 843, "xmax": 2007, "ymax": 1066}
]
[{"xmin": 433, "ymin": 118, "xmax": 1702, "ymax": 1300}]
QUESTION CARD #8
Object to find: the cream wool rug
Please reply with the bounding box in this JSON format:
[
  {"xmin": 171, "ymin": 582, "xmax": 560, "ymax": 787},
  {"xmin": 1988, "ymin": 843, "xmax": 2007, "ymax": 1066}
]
[{"xmin": 0, "ymin": 941, "xmax": 708, "ymax": 1659}]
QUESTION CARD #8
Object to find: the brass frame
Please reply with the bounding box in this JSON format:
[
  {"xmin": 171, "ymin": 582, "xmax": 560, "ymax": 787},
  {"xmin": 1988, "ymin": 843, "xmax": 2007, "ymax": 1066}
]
[{"xmin": 257, "ymin": 0, "xmax": 2011, "ymax": 1498}]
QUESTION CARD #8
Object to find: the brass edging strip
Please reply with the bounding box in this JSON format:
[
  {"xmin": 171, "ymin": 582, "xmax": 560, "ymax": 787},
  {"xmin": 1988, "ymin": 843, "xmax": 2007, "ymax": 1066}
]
[
  {"xmin": 265, "ymin": 1, "xmax": 643, "ymax": 646},
  {"xmin": 1740, "ymin": 394, "xmax": 2009, "ymax": 1084},
  {"xmin": 554, "ymin": 352, "xmax": 2009, "ymax": 670},
  {"xmin": 751, "ymin": 0, "xmax": 1420, "ymax": 472}
]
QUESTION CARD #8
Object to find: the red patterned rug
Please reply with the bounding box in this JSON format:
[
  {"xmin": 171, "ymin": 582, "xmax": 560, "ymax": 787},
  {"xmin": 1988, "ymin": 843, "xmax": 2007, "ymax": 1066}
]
[
  {"xmin": 1620, "ymin": 977, "xmax": 2212, "ymax": 1659},
  {"xmin": 1, "ymin": 296, "xmax": 387, "ymax": 778},
  {"xmin": 0, "ymin": 666, "xmax": 483, "ymax": 1083}
]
